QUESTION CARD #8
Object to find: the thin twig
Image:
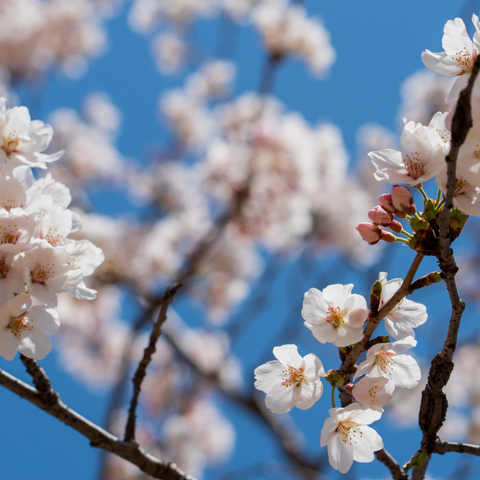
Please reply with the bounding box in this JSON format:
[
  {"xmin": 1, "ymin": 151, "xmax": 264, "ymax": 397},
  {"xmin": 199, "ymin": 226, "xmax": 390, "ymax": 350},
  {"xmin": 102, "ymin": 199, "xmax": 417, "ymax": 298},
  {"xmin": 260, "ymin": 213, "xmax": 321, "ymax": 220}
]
[
  {"xmin": 124, "ymin": 284, "xmax": 181, "ymax": 443},
  {"xmin": 0, "ymin": 368, "xmax": 195, "ymax": 480},
  {"xmin": 375, "ymin": 448, "xmax": 408, "ymax": 480},
  {"xmin": 434, "ymin": 441, "xmax": 480, "ymax": 456}
]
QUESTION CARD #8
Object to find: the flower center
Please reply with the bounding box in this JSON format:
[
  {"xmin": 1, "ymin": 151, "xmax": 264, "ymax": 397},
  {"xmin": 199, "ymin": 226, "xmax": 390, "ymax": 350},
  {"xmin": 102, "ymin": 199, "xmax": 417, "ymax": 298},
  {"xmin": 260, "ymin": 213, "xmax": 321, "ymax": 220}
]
[
  {"xmin": 374, "ymin": 351, "xmax": 397, "ymax": 375},
  {"xmin": 31, "ymin": 263, "xmax": 55, "ymax": 285},
  {"xmin": 452, "ymin": 47, "xmax": 474, "ymax": 73},
  {"xmin": 326, "ymin": 306, "xmax": 344, "ymax": 328},
  {"xmin": 0, "ymin": 257, "xmax": 10, "ymax": 278},
  {"xmin": 403, "ymin": 153, "xmax": 424, "ymax": 180},
  {"xmin": 336, "ymin": 420, "xmax": 363, "ymax": 445},
  {"xmin": 454, "ymin": 176, "xmax": 471, "ymax": 196},
  {"xmin": 281, "ymin": 365, "xmax": 307, "ymax": 387},
  {"xmin": 3, "ymin": 132, "xmax": 19, "ymax": 155},
  {"xmin": 0, "ymin": 193, "xmax": 21, "ymax": 212},
  {"xmin": 7, "ymin": 313, "xmax": 32, "ymax": 337}
]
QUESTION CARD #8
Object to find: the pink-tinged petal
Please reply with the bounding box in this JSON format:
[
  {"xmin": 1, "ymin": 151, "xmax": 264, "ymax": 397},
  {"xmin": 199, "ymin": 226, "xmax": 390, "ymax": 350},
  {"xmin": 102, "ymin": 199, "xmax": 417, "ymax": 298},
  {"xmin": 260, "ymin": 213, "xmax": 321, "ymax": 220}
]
[
  {"xmin": 353, "ymin": 356, "xmax": 375, "ymax": 382},
  {"xmin": 0, "ymin": 330, "xmax": 18, "ymax": 360},
  {"xmin": 273, "ymin": 344, "xmax": 302, "ymax": 368},
  {"xmin": 27, "ymin": 282, "xmax": 58, "ymax": 307},
  {"xmin": 254, "ymin": 361, "xmax": 286, "ymax": 393},
  {"xmin": 352, "ymin": 425, "xmax": 384, "ymax": 463},
  {"xmin": 0, "ymin": 293, "xmax": 31, "ymax": 318},
  {"xmin": 328, "ymin": 432, "xmax": 354, "ymax": 474},
  {"xmin": 17, "ymin": 334, "xmax": 52, "ymax": 360},
  {"xmin": 301, "ymin": 288, "xmax": 327, "ymax": 324},
  {"xmin": 352, "ymin": 377, "xmax": 391, "ymax": 409},
  {"xmin": 265, "ymin": 387, "xmax": 295, "ymax": 414},
  {"xmin": 356, "ymin": 222, "xmax": 382, "ymax": 245}
]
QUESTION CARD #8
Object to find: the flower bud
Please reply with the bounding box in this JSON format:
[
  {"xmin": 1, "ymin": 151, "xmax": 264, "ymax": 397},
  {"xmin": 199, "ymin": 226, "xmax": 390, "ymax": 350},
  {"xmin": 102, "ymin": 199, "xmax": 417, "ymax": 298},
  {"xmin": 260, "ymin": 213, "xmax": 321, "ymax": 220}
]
[
  {"xmin": 368, "ymin": 206, "xmax": 393, "ymax": 226},
  {"xmin": 380, "ymin": 230, "xmax": 396, "ymax": 243},
  {"xmin": 379, "ymin": 193, "xmax": 395, "ymax": 213},
  {"xmin": 356, "ymin": 222, "xmax": 382, "ymax": 245},
  {"xmin": 391, "ymin": 185, "xmax": 416, "ymax": 215},
  {"xmin": 387, "ymin": 219, "xmax": 403, "ymax": 233}
]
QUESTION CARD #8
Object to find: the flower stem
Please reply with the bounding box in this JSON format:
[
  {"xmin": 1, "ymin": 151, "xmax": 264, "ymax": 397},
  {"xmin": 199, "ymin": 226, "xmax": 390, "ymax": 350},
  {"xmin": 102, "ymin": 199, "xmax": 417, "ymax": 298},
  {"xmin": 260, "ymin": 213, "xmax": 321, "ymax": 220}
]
[
  {"xmin": 394, "ymin": 237, "xmax": 409, "ymax": 244},
  {"xmin": 416, "ymin": 184, "xmax": 429, "ymax": 204},
  {"xmin": 401, "ymin": 229, "xmax": 413, "ymax": 238},
  {"xmin": 331, "ymin": 386, "xmax": 337, "ymax": 408},
  {"xmin": 436, "ymin": 189, "xmax": 443, "ymax": 205}
]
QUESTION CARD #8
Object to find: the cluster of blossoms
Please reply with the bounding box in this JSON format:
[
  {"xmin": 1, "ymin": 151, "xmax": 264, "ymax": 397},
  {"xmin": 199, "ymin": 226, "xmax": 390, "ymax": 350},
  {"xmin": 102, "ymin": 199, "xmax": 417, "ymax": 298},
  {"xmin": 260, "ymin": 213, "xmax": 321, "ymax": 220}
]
[
  {"xmin": 255, "ymin": 278, "xmax": 426, "ymax": 473},
  {"xmin": 0, "ymin": 98, "xmax": 103, "ymax": 361},
  {"xmin": 128, "ymin": 0, "xmax": 335, "ymax": 77}
]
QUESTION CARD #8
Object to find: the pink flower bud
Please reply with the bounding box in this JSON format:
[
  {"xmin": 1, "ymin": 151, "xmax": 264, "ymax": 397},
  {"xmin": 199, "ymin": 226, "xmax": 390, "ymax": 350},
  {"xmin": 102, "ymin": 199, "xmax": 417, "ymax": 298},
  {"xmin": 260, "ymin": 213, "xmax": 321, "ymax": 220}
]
[
  {"xmin": 387, "ymin": 219, "xmax": 403, "ymax": 233},
  {"xmin": 368, "ymin": 206, "xmax": 393, "ymax": 226},
  {"xmin": 391, "ymin": 185, "xmax": 416, "ymax": 215},
  {"xmin": 355, "ymin": 222, "xmax": 382, "ymax": 245},
  {"xmin": 345, "ymin": 384, "xmax": 354, "ymax": 395},
  {"xmin": 379, "ymin": 194, "xmax": 396, "ymax": 213}
]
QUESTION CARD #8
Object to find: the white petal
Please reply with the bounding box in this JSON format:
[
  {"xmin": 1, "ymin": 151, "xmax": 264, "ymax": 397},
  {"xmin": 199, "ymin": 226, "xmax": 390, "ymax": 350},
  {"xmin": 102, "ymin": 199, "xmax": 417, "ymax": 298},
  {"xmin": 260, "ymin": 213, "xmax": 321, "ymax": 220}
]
[
  {"xmin": 273, "ymin": 344, "xmax": 302, "ymax": 368},
  {"xmin": 254, "ymin": 360, "xmax": 285, "ymax": 393},
  {"xmin": 265, "ymin": 387, "xmax": 295, "ymax": 414},
  {"xmin": 328, "ymin": 432, "xmax": 354, "ymax": 474},
  {"xmin": 352, "ymin": 425, "xmax": 384, "ymax": 463}
]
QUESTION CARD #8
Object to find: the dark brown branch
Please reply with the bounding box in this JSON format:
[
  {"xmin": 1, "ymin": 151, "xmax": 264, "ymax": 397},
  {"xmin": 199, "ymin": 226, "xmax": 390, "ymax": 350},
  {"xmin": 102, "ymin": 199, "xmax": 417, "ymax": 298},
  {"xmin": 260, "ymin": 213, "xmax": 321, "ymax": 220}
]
[
  {"xmin": 434, "ymin": 441, "xmax": 480, "ymax": 456},
  {"xmin": 20, "ymin": 355, "xmax": 59, "ymax": 407},
  {"xmin": 124, "ymin": 284, "xmax": 181, "ymax": 443},
  {"xmin": 0, "ymin": 367, "xmax": 196, "ymax": 480},
  {"xmin": 340, "ymin": 252, "xmax": 424, "ymax": 376},
  {"xmin": 375, "ymin": 448, "xmax": 408, "ymax": 480},
  {"xmin": 411, "ymin": 56, "xmax": 480, "ymax": 480}
]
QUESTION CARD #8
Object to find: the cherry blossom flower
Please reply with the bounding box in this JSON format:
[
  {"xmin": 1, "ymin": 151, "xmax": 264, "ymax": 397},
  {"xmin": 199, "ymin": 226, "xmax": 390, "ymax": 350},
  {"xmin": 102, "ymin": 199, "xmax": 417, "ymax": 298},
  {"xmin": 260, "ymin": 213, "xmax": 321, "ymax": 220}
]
[
  {"xmin": 353, "ymin": 336, "xmax": 421, "ymax": 394},
  {"xmin": 378, "ymin": 272, "xmax": 428, "ymax": 340},
  {"xmin": 422, "ymin": 15, "xmax": 480, "ymax": 101},
  {"xmin": 0, "ymin": 293, "xmax": 60, "ymax": 360},
  {"xmin": 254, "ymin": 344, "xmax": 324, "ymax": 414},
  {"xmin": 0, "ymin": 99, "xmax": 64, "ymax": 169},
  {"xmin": 347, "ymin": 376, "xmax": 391, "ymax": 411},
  {"xmin": 320, "ymin": 403, "xmax": 383, "ymax": 474},
  {"xmin": 436, "ymin": 123, "xmax": 480, "ymax": 216},
  {"xmin": 369, "ymin": 113, "xmax": 449, "ymax": 186},
  {"xmin": 302, "ymin": 284, "xmax": 367, "ymax": 347}
]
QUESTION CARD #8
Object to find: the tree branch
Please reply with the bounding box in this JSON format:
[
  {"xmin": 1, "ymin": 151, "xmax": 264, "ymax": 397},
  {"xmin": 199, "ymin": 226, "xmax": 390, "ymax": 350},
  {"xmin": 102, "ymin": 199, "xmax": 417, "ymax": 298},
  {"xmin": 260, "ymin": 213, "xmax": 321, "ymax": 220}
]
[
  {"xmin": 0, "ymin": 367, "xmax": 196, "ymax": 480},
  {"xmin": 434, "ymin": 441, "xmax": 480, "ymax": 456},
  {"xmin": 375, "ymin": 448, "xmax": 408, "ymax": 480},
  {"xmin": 411, "ymin": 55, "xmax": 480, "ymax": 480},
  {"xmin": 124, "ymin": 284, "xmax": 181, "ymax": 443}
]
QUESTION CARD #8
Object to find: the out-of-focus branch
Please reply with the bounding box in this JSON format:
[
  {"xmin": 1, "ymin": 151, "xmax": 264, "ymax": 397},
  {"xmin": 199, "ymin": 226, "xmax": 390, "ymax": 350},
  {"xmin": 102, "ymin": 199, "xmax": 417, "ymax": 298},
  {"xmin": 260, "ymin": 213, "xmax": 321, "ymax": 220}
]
[
  {"xmin": 0, "ymin": 367, "xmax": 196, "ymax": 480},
  {"xmin": 410, "ymin": 56, "xmax": 480, "ymax": 480},
  {"xmin": 161, "ymin": 321, "xmax": 322, "ymax": 479},
  {"xmin": 434, "ymin": 441, "xmax": 480, "ymax": 456},
  {"xmin": 124, "ymin": 284, "xmax": 181, "ymax": 443},
  {"xmin": 375, "ymin": 449, "xmax": 408, "ymax": 480}
]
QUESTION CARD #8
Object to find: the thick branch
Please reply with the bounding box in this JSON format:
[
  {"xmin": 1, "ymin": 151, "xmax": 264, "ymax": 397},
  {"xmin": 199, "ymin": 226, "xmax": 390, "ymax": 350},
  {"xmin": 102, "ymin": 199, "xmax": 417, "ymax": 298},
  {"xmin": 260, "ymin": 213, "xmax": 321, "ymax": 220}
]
[
  {"xmin": 434, "ymin": 441, "xmax": 480, "ymax": 456},
  {"xmin": 411, "ymin": 55, "xmax": 480, "ymax": 480},
  {"xmin": 0, "ymin": 368, "xmax": 196, "ymax": 480},
  {"xmin": 375, "ymin": 448, "xmax": 408, "ymax": 480},
  {"xmin": 124, "ymin": 284, "xmax": 181, "ymax": 443}
]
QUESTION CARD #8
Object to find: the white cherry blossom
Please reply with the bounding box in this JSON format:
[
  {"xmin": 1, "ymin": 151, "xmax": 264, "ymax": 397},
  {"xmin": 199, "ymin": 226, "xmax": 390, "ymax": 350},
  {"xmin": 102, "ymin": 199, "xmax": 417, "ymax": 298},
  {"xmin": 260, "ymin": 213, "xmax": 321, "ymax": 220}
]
[
  {"xmin": 378, "ymin": 272, "xmax": 428, "ymax": 340},
  {"xmin": 254, "ymin": 344, "xmax": 324, "ymax": 414},
  {"xmin": 353, "ymin": 336, "xmax": 421, "ymax": 394},
  {"xmin": 422, "ymin": 15, "xmax": 480, "ymax": 101},
  {"xmin": 320, "ymin": 403, "xmax": 383, "ymax": 474},
  {"xmin": 0, "ymin": 99, "xmax": 64, "ymax": 169},
  {"xmin": 0, "ymin": 293, "xmax": 60, "ymax": 360},
  {"xmin": 369, "ymin": 113, "xmax": 449, "ymax": 186},
  {"xmin": 301, "ymin": 284, "xmax": 367, "ymax": 347},
  {"xmin": 348, "ymin": 376, "xmax": 391, "ymax": 411}
]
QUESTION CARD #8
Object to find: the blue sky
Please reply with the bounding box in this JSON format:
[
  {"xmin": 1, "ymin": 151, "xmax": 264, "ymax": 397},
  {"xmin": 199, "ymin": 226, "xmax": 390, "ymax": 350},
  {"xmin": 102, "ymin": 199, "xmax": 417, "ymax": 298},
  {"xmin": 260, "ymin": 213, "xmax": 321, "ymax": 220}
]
[{"xmin": 2, "ymin": 1, "xmax": 480, "ymax": 480}]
